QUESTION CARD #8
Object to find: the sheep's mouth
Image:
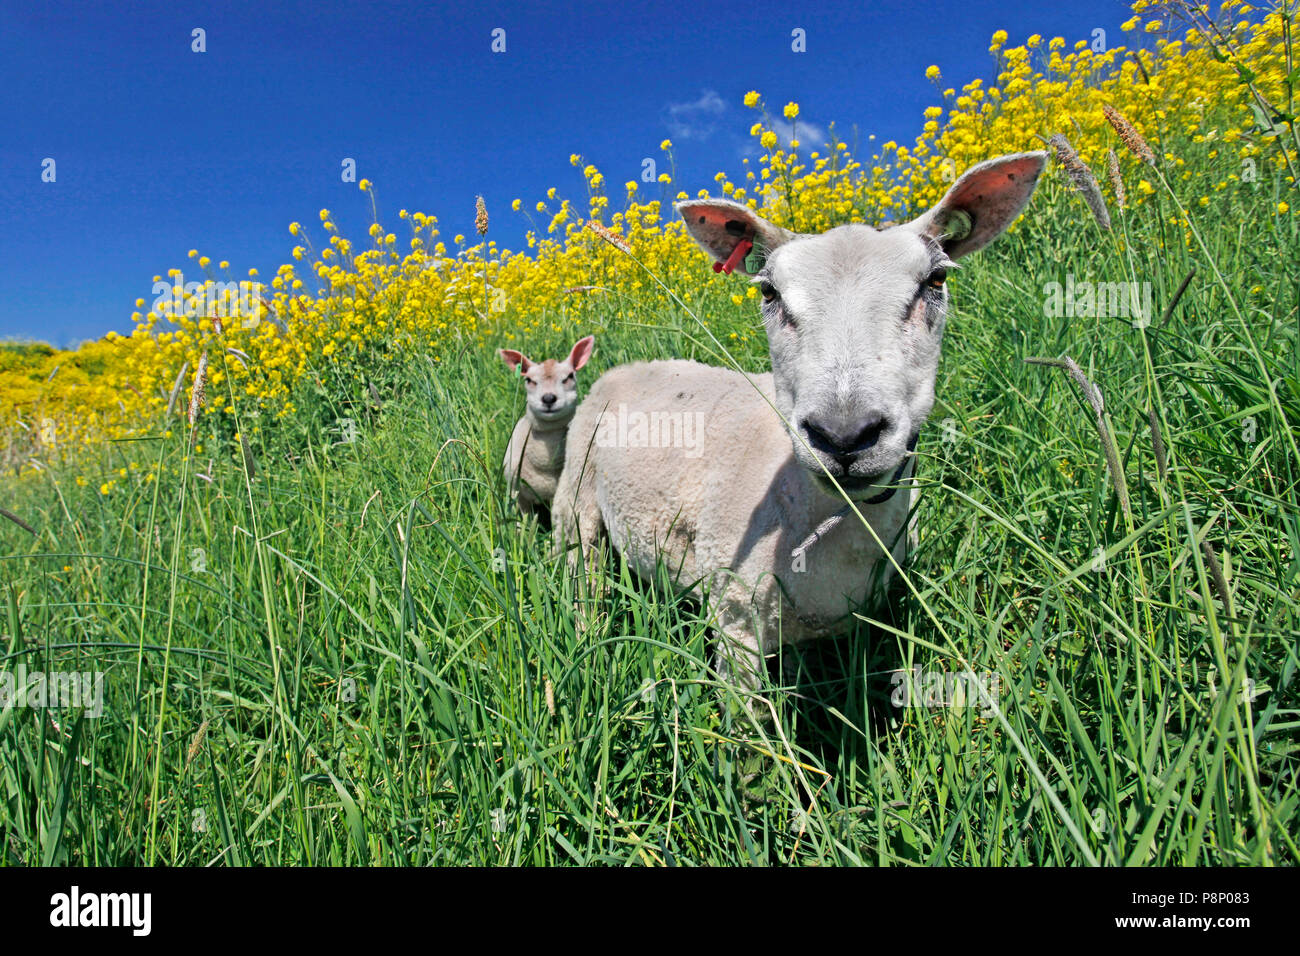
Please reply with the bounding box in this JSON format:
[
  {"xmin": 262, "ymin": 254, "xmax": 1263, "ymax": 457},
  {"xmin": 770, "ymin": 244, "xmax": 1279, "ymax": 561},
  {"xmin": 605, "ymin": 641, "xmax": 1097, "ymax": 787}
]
[
  {"xmin": 818, "ymin": 472, "xmax": 890, "ymax": 492},
  {"xmin": 812, "ymin": 472, "xmax": 894, "ymax": 500},
  {"xmin": 810, "ymin": 433, "xmax": 918, "ymax": 503}
]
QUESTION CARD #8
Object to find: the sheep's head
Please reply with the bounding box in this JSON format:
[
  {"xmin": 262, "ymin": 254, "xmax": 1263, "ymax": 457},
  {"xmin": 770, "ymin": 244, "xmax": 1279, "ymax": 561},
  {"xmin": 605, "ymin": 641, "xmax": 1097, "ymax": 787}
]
[
  {"xmin": 679, "ymin": 152, "xmax": 1046, "ymax": 500},
  {"xmin": 500, "ymin": 335, "xmax": 595, "ymax": 422}
]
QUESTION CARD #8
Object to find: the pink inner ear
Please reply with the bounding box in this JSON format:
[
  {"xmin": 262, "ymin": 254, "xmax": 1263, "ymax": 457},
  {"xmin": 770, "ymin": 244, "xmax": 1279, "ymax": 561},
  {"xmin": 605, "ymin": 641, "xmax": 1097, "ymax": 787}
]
[
  {"xmin": 567, "ymin": 336, "xmax": 594, "ymax": 370},
  {"xmin": 500, "ymin": 349, "xmax": 529, "ymax": 372},
  {"xmin": 680, "ymin": 201, "xmax": 755, "ymax": 266}
]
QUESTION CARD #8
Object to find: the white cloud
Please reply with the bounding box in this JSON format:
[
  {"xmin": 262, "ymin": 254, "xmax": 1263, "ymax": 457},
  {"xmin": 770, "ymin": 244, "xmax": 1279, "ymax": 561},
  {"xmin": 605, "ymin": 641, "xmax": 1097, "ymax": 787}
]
[
  {"xmin": 736, "ymin": 116, "xmax": 829, "ymax": 162},
  {"xmin": 768, "ymin": 117, "xmax": 828, "ymax": 149},
  {"xmin": 664, "ymin": 89, "xmax": 728, "ymax": 140}
]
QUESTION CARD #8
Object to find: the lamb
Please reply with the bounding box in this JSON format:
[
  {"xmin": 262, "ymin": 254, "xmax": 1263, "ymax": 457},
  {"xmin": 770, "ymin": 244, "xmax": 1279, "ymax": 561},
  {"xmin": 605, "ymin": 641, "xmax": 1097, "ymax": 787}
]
[
  {"xmin": 552, "ymin": 153, "xmax": 1047, "ymax": 698},
  {"xmin": 500, "ymin": 335, "xmax": 594, "ymax": 518}
]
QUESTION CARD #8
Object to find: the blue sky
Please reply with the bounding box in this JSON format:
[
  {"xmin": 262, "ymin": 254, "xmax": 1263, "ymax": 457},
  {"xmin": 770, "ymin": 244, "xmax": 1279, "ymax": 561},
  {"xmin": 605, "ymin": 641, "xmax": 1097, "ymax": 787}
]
[{"xmin": 1, "ymin": 0, "xmax": 1136, "ymax": 346}]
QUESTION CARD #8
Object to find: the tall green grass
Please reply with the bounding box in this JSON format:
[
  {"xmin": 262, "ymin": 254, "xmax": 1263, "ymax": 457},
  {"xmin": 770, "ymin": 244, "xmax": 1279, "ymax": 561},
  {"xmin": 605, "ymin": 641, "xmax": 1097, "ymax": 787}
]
[{"xmin": 1, "ymin": 146, "xmax": 1297, "ymax": 866}]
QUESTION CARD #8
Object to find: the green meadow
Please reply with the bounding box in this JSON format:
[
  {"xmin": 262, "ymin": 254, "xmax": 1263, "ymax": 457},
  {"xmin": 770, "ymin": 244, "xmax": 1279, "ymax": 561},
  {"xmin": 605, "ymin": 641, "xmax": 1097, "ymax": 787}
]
[{"xmin": 2, "ymin": 97, "xmax": 1298, "ymax": 869}]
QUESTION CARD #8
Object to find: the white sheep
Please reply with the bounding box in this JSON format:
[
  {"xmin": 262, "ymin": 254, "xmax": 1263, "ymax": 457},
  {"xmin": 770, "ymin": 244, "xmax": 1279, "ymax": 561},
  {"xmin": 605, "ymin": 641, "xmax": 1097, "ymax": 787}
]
[
  {"xmin": 552, "ymin": 153, "xmax": 1047, "ymax": 697},
  {"xmin": 500, "ymin": 335, "xmax": 594, "ymax": 518}
]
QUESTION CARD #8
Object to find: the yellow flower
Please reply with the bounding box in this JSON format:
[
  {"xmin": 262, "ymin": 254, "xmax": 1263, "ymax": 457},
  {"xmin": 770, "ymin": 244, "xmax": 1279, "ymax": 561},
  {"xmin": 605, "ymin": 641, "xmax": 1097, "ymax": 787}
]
[
  {"xmin": 761, "ymin": 130, "xmax": 778, "ymax": 149},
  {"xmin": 661, "ymin": 139, "xmax": 673, "ymax": 151},
  {"xmin": 1279, "ymin": 202, "xmax": 1290, "ymax": 214},
  {"xmin": 743, "ymin": 90, "xmax": 760, "ymax": 108},
  {"xmin": 359, "ymin": 178, "xmax": 371, "ymax": 191},
  {"xmin": 925, "ymin": 65, "xmax": 941, "ymax": 80},
  {"xmin": 783, "ymin": 102, "xmax": 799, "ymax": 120}
]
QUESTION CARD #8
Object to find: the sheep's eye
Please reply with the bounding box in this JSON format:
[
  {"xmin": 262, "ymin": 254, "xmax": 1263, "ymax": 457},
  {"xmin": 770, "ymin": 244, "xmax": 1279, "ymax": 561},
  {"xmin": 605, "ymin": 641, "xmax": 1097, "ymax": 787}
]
[
  {"xmin": 760, "ymin": 281, "xmax": 779, "ymax": 303},
  {"xmin": 525, "ymin": 378, "xmax": 536, "ymax": 387},
  {"xmin": 925, "ymin": 270, "xmax": 947, "ymax": 290},
  {"xmin": 563, "ymin": 373, "xmax": 575, "ymax": 385}
]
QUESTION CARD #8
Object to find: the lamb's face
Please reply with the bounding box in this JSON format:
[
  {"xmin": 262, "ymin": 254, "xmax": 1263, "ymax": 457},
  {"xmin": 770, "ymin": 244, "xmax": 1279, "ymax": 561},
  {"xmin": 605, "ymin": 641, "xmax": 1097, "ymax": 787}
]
[
  {"xmin": 759, "ymin": 224, "xmax": 951, "ymax": 499},
  {"xmin": 500, "ymin": 335, "xmax": 594, "ymax": 423},
  {"xmin": 521, "ymin": 358, "xmax": 581, "ymax": 421}
]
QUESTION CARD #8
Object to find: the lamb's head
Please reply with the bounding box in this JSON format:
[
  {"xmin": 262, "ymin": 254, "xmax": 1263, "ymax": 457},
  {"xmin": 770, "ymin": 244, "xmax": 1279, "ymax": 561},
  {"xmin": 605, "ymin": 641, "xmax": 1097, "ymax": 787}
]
[
  {"xmin": 500, "ymin": 335, "xmax": 595, "ymax": 423},
  {"xmin": 679, "ymin": 152, "xmax": 1046, "ymax": 500}
]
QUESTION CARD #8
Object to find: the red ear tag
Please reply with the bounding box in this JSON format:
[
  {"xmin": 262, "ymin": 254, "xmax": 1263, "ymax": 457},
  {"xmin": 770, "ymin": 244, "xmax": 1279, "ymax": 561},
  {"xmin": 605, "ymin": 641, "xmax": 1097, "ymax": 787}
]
[{"xmin": 713, "ymin": 238, "xmax": 753, "ymax": 275}]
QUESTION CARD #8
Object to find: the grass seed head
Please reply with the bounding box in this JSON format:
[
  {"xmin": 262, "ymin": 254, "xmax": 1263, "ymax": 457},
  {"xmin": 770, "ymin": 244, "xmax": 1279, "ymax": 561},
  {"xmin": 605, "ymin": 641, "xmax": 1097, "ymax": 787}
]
[
  {"xmin": 1049, "ymin": 134, "xmax": 1111, "ymax": 230},
  {"xmin": 187, "ymin": 352, "xmax": 209, "ymax": 428},
  {"xmin": 1107, "ymin": 148, "xmax": 1127, "ymax": 210},
  {"xmin": 586, "ymin": 219, "xmax": 631, "ymax": 254},
  {"xmin": 1103, "ymin": 104, "xmax": 1157, "ymax": 164}
]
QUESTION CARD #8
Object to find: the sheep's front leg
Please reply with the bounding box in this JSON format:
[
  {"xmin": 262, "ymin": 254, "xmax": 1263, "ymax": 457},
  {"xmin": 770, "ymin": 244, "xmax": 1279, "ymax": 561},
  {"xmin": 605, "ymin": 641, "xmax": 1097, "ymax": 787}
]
[
  {"xmin": 569, "ymin": 537, "xmax": 611, "ymax": 639},
  {"xmin": 552, "ymin": 477, "xmax": 608, "ymax": 638},
  {"xmin": 515, "ymin": 484, "xmax": 540, "ymax": 520},
  {"xmin": 712, "ymin": 622, "xmax": 767, "ymax": 718}
]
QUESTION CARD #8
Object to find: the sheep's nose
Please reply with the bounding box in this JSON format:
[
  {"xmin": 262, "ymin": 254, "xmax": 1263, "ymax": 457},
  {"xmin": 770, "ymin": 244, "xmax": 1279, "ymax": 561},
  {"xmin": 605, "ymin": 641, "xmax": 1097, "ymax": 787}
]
[
  {"xmin": 541, "ymin": 393, "xmax": 557, "ymax": 407},
  {"xmin": 802, "ymin": 412, "xmax": 888, "ymax": 461}
]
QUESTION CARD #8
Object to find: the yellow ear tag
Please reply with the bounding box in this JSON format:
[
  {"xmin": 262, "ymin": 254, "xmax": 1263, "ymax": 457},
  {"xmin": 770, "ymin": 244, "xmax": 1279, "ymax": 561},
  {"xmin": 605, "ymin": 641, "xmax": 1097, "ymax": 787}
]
[{"xmin": 943, "ymin": 210, "xmax": 973, "ymax": 243}]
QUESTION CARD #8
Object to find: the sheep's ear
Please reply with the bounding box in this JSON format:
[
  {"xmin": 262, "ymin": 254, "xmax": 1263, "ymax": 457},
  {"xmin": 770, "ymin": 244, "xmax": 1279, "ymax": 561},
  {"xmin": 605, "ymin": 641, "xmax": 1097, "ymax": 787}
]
[
  {"xmin": 566, "ymin": 335, "xmax": 594, "ymax": 371},
  {"xmin": 499, "ymin": 349, "xmax": 530, "ymax": 373},
  {"xmin": 676, "ymin": 199, "xmax": 793, "ymax": 276},
  {"xmin": 905, "ymin": 151, "xmax": 1047, "ymax": 259}
]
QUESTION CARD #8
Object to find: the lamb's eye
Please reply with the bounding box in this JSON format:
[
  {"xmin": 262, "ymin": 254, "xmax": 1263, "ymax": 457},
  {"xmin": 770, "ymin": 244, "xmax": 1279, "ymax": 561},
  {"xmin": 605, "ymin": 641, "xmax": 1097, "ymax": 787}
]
[
  {"xmin": 760, "ymin": 281, "xmax": 779, "ymax": 303},
  {"xmin": 563, "ymin": 374, "xmax": 575, "ymax": 385},
  {"xmin": 525, "ymin": 378, "xmax": 536, "ymax": 387},
  {"xmin": 925, "ymin": 270, "xmax": 947, "ymax": 290}
]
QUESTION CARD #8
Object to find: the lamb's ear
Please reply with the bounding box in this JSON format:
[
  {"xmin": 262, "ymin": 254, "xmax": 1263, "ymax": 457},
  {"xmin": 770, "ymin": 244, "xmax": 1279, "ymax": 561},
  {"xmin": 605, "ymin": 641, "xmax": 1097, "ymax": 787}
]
[
  {"xmin": 676, "ymin": 199, "xmax": 793, "ymax": 276},
  {"xmin": 905, "ymin": 151, "xmax": 1047, "ymax": 259},
  {"xmin": 499, "ymin": 349, "xmax": 530, "ymax": 373},
  {"xmin": 566, "ymin": 335, "xmax": 594, "ymax": 371}
]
